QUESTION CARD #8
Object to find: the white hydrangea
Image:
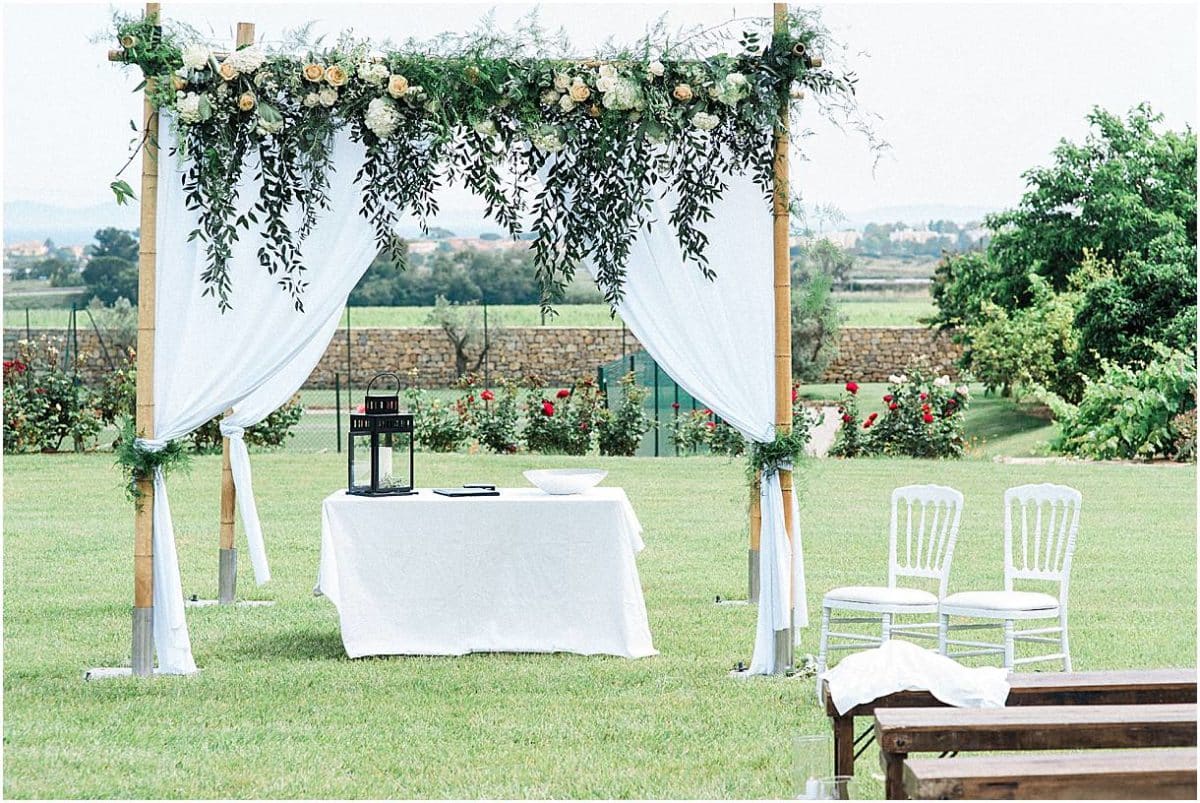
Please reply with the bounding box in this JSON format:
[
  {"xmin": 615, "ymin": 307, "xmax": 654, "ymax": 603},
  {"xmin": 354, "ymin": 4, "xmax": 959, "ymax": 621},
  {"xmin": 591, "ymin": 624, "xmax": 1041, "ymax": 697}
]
[
  {"xmin": 540, "ymin": 89, "xmax": 561, "ymax": 105},
  {"xmin": 934, "ymin": 375, "xmax": 951, "ymax": 387},
  {"xmin": 358, "ymin": 62, "xmax": 389, "ymax": 86},
  {"xmin": 647, "ymin": 61, "xmax": 665, "ymax": 79},
  {"xmin": 889, "ymin": 374, "xmax": 908, "ymax": 385},
  {"xmin": 714, "ymin": 72, "xmax": 751, "ymax": 106},
  {"xmin": 364, "ymin": 97, "xmax": 400, "ymax": 139},
  {"xmin": 318, "ymin": 87, "xmax": 338, "ymax": 107},
  {"xmin": 601, "ymin": 77, "xmax": 645, "ymax": 111},
  {"xmin": 302, "ymin": 92, "xmax": 320, "ymax": 108},
  {"xmin": 530, "ymin": 127, "xmax": 564, "ymax": 153},
  {"xmin": 558, "ymin": 93, "xmax": 576, "ymax": 113},
  {"xmin": 690, "ymin": 111, "xmax": 720, "ymax": 131},
  {"xmin": 181, "ymin": 43, "xmax": 210, "ymax": 70},
  {"xmin": 596, "ymin": 76, "xmax": 617, "ymax": 94},
  {"xmin": 955, "ymin": 385, "xmax": 970, "ymax": 397},
  {"xmin": 226, "ymin": 46, "xmax": 265, "ymax": 74},
  {"xmin": 176, "ymin": 92, "xmax": 202, "ymax": 123},
  {"xmin": 598, "ymin": 64, "xmax": 618, "ymax": 80},
  {"xmin": 473, "ymin": 119, "xmax": 498, "ymax": 137}
]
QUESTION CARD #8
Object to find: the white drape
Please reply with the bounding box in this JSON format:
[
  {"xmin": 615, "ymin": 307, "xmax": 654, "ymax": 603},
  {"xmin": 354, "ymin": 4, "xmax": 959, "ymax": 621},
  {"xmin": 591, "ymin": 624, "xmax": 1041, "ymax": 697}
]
[
  {"xmin": 148, "ymin": 116, "xmax": 378, "ymax": 672},
  {"xmin": 222, "ymin": 308, "xmax": 344, "ymax": 586},
  {"xmin": 594, "ymin": 174, "xmax": 807, "ymax": 674}
]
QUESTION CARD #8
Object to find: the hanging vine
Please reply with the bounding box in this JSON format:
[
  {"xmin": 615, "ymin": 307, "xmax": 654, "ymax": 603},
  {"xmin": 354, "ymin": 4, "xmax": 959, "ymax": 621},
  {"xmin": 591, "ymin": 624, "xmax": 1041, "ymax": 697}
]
[{"xmin": 112, "ymin": 9, "xmax": 869, "ymax": 313}]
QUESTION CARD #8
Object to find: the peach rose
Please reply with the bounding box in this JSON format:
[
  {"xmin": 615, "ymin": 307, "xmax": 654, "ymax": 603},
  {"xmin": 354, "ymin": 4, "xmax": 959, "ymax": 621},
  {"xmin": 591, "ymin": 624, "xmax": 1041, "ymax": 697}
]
[
  {"xmin": 238, "ymin": 92, "xmax": 256, "ymax": 112},
  {"xmin": 171, "ymin": 75, "xmax": 188, "ymax": 91},
  {"xmin": 672, "ymin": 83, "xmax": 693, "ymax": 102},
  {"xmin": 218, "ymin": 62, "xmax": 238, "ymax": 81},
  {"xmin": 568, "ymin": 80, "xmax": 591, "ymax": 102},
  {"xmin": 302, "ymin": 63, "xmax": 325, "ymax": 83},
  {"xmin": 387, "ymin": 74, "xmax": 409, "ymax": 98},
  {"xmin": 325, "ymin": 64, "xmax": 348, "ymax": 87}
]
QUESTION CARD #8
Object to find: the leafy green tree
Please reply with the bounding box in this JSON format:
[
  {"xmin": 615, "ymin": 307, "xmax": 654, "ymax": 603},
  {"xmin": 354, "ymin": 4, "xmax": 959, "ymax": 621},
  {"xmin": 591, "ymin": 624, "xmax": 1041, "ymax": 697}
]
[
  {"xmin": 793, "ymin": 237, "xmax": 855, "ymax": 287},
  {"xmin": 791, "ymin": 273, "xmax": 840, "ymax": 382},
  {"xmin": 90, "ymin": 228, "xmax": 140, "ymax": 262},
  {"xmin": 82, "ymin": 256, "xmax": 139, "ymax": 304},
  {"xmin": 32, "ymin": 258, "xmax": 79, "ymax": 287}
]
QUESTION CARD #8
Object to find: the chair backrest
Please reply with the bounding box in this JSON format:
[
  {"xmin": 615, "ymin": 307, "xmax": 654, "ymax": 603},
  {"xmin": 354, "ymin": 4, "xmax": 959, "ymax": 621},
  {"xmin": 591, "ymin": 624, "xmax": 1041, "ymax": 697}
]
[
  {"xmin": 1004, "ymin": 483, "xmax": 1082, "ymax": 596},
  {"xmin": 887, "ymin": 484, "xmax": 964, "ymax": 597}
]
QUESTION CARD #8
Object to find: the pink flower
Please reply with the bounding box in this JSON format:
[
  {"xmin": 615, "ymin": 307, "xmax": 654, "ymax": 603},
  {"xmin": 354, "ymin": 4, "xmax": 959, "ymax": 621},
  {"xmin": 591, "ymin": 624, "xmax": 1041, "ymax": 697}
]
[
  {"xmin": 704, "ymin": 421, "xmax": 716, "ymax": 429},
  {"xmin": 355, "ymin": 404, "xmax": 365, "ymax": 413}
]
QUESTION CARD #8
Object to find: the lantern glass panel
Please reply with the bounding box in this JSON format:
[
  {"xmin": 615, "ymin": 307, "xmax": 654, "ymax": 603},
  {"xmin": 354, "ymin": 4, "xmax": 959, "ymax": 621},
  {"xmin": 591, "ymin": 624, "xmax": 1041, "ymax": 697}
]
[
  {"xmin": 376, "ymin": 429, "xmax": 413, "ymax": 492},
  {"xmin": 349, "ymin": 430, "xmax": 374, "ymax": 493}
]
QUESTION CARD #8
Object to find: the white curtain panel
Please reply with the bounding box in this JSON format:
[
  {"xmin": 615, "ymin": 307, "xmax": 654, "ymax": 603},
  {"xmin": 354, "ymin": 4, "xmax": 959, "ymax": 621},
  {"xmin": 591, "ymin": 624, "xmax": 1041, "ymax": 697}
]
[
  {"xmin": 145, "ymin": 116, "xmax": 378, "ymax": 672},
  {"xmin": 595, "ymin": 174, "xmax": 808, "ymax": 674},
  {"xmin": 222, "ymin": 307, "xmax": 344, "ymax": 586}
]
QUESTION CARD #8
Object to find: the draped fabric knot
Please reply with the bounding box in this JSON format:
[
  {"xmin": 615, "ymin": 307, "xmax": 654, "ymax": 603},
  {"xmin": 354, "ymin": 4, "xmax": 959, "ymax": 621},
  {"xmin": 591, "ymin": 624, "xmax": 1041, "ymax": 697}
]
[
  {"xmin": 219, "ymin": 421, "xmax": 245, "ymax": 439},
  {"xmin": 134, "ymin": 437, "xmax": 168, "ymax": 453}
]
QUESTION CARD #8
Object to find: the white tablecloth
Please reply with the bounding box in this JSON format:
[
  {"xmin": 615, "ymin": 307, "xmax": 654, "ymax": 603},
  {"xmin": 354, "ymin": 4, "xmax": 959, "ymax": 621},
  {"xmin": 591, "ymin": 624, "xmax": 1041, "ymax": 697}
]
[{"xmin": 317, "ymin": 487, "xmax": 657, "ymax": 659}]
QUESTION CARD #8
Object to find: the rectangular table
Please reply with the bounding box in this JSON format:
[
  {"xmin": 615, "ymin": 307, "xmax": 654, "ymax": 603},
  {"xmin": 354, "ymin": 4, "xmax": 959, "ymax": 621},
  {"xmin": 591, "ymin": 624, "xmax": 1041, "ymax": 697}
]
[
  {"xmin": 317, "ymin": 488, "xmax": 657, "ymax": 659},
  {"xmin": 823, "ymin": 668, "xmax": 1197, "ymax": 777},
  {"xmin": 903, "ymin": 748, "xmax": 1198, "ymax": 800},
  {"xmin": 875, "ymin": 703, "xmax": 1198, "ymax": 799}
]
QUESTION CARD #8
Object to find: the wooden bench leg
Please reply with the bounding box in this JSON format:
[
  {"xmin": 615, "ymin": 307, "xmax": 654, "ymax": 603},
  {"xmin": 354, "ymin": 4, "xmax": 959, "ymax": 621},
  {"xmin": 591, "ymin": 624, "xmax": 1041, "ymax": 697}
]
[
  {"xmin": 833, "ymin": 715, "xmax": 856, "ymax": 777},
  {"xmin": 883, "ymin": 750, "xmax": 908, "ymax": 800}
]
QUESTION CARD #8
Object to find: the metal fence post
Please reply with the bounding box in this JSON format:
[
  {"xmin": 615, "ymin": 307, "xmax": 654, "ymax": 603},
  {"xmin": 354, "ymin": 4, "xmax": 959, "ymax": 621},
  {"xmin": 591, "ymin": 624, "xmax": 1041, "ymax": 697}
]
[
  {"xmin": 25, "ymin": 307, "xmax": 31, "ymax": 341},
  {"xmin": 652, "ymin": 361, "xmax": 660, "ymax": 457},
  {"xmin": 345, "ymin": 307, "xmax": 352, "ymax": 402},
  {"xmin": 335, "ymin": 373, "xmax": 342, "ymax": 454}
]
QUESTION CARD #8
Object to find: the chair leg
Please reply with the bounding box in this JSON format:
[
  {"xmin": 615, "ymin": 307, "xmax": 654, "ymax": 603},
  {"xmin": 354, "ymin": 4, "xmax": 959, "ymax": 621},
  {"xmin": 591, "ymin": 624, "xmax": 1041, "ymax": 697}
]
[
  {"xmin": 817, "ymin": 606, "xmax": 831, "ymax": 676},
  {"xmin": 881, "ymin": 613, "xmax": 892, "ymax": 643},
  {"xmin": 1003, "ymin": 619, "xmax": 1015, "ymax": 669},
  {"xmin": 1060, "ymin": 610, "xmax": 1071, "ymax": 671},
  {"xmin": 937, "ymin": 613, "xmax": 948, "ymax": 655}
]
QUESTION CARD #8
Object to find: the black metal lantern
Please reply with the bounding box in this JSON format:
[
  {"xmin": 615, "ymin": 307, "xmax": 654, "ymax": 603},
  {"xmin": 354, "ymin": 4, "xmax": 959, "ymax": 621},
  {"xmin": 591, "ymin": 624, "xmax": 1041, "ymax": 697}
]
[{"xmin": 348, "ymin": 372, "xmax": 416, "ymax": 496}]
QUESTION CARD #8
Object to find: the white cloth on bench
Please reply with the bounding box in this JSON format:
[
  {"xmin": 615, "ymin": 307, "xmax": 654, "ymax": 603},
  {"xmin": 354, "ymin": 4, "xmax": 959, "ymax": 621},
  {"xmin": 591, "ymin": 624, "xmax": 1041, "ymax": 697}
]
[{"xmin": 822, "ymin": 639, "xmax": 1010, "ymax": 715}]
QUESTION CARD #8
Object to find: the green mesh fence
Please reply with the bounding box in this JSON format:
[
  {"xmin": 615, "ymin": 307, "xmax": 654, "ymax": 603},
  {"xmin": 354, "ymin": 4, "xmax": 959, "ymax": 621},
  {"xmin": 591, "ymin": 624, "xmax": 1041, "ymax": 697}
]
[{"xmin": 598, "ymin": 349, "xmax": 707, "ymax": 457}]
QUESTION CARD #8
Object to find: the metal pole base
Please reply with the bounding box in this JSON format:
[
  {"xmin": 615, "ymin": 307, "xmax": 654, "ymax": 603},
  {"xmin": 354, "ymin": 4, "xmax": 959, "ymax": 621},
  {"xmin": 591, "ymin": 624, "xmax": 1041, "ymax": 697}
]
[
  {"xmin": 131, "ymin": 605, "xmax": 153, "ymax": 676},
  {"xmin": 748, "ymin": 548, "xmax": 760, "ymax": 605},
  {"xmin": 218, "ymin": 547, "xmax": 237, "ymax": 604},
  {"xmin": 773, "ymin": 627, "xmax": 793, "ymax": 675}
]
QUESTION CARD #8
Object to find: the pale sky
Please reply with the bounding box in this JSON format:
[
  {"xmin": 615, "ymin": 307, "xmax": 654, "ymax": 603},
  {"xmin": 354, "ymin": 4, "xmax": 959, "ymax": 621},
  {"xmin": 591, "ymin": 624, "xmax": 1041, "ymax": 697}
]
[{"xmin": 1, "ymin": 1, "xmax": 1196, "ymax": 224}]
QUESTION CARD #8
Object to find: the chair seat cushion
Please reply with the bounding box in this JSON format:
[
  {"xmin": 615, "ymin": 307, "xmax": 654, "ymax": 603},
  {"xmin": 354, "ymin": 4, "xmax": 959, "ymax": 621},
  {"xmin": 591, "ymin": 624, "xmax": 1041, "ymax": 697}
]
[
  {"xmin": 941, "ymin": 590, "xmax": 1060, "ymax": 613},
  {"xmin": 824, "ymin": 585, "xmax": 938, "ymax": 608}
]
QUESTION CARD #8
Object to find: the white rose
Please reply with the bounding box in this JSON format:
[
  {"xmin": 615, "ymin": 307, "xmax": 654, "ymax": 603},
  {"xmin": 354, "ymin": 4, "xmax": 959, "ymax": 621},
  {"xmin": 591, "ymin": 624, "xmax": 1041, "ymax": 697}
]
[
  {"xmin": 303, "ymin": 92, "xmax": 320, "ymax": 108},
  {"xmin": 598, "ymin": 64, "xmax": 618, "ymax": 80},
  {"xmin": 558, "ymin": 93, "xmax": 576, "ymax": 113},
  {"xmin": 540, "ymin": 89, "xmax": 560, "ymax": 105},
  {"xmin": 596, "ymin": 76, "xmax": 617, "ymax": 94},
  {"xmin": 318, "ymin": 87, "xmax": 338, "ymax": 107},
  {"xmin": 648, "ymin": 61, "xmax": 665, "ymax": 78},
  {"xmin": 364, "ymin": 97, "xmax": 400, "ymax": 139},
  {"xmin": 955, "ymin": 385, "xmax": 970, "ymax": 397},
  {"xmin": 690, "ymin": 111, "xmax": 719, "ymax": 131},
  {"xmin": 531, "ymin": 127, "xmax": 564, "ymax": 153},
  {"xmin": 552, "ymin": 72, "xmax": 570, "ymax": 91},
  {"xmin": 934, "ymin": 375, "xmax": 951, "ymax": 387},
  {"xmin": 176, "ymin": 92, "xmax": 202, "ymax": 123},
  {"xmin": 181, "ymin": 43, "xmax": 210, "ymax": 70},
  {"xmin": 473, "ymin": 119, "xmax": 497, "ymax": 137}
]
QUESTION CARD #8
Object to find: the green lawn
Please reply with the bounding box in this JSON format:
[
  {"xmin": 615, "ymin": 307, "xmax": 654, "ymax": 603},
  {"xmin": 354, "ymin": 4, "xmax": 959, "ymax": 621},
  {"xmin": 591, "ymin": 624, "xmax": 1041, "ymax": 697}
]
[
  {"xmin": 4, "ymin": 452, "xmax": 1194, "ymax": 798},
  {"xmin": 5, "ymin": 294, "xmax": 935, "ymax": 331}
]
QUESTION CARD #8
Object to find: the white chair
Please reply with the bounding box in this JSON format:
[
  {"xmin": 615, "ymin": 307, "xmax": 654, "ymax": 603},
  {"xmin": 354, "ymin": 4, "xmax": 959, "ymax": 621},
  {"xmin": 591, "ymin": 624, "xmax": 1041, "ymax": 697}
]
[
  {"xmin": 938, "ymin": 483, "xmax": 1082, "ymax": 670},
  {"xmin": 817, "ymin": 484, "xmax": 964, "ymax": 677}
]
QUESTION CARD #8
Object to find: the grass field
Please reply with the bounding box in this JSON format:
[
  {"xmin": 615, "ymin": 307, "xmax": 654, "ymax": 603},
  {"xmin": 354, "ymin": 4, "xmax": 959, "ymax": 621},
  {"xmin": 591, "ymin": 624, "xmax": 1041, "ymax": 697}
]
[
  {"xmin": 4, "ymin": 452, "xmax": 1194, "ymax": 798},
  {"xmin": 4, "ymin": 293, "xmax": 934, "ymax": 331}
]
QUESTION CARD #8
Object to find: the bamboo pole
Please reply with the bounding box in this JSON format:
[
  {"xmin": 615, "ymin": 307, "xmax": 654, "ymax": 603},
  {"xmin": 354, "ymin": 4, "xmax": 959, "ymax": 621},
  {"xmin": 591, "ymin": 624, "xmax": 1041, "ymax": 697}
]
[
  {"xmin": 216, "ymin": 21, "xmax": 255, "ymax": 606},
  {"xmin": 131, "ymin": 1, "xmax": 161, "ymax": 677},
  {"xmin": 748, "ymin": 471, "xmax": 761, "ymax": 604},
  {"xmin": 771, "ymin": 1, "xmax": 795, "ymax": 675}
]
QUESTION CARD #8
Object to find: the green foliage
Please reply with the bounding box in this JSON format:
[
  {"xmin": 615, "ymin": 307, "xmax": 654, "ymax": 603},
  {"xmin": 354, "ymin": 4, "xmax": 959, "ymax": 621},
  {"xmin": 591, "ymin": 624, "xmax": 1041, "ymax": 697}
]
[
  {"xmin": 830, "ymin": 367, "xmax": 970, "ymax": 459},
  {"xmin": 748, "ymin": 428, "xmax": 809, "ymax": 476},
  {"xmin": 90, "ymin": 227, "xmax": 140, "ymax": 262},
  {"xmin": 111, "ymin": 9, "xmax": 866, "ymax": 312},
  {"xmin": 460, "ymin": 375, "xmax": 521, "ymax": 454},
  {"xmin": 350, "ymin": 246, "xmax": 546, "ymax": 307},
  {"xmin": 41, "ymin": 258, "xmax": 79, "ymax": 288},
  {"xmin": 1043, "ymin": 347, "xmax": 1197, "ymax": 461},
  {"xmin": 965, "ymin": 276, "xmax": 1079, "ymax": 399},
  {"xmin": 668, "ymin": 407, "xmax": 717, "ymax": 454},
  {"xmin": 792, "ymin": 237, "xmax": 855, "ymax": 287},
  {"xmin": 597, "ymin": 372, "xmax": 652, "ymax": 457},
  {"xmin": 185, "ymin": 396, "xmax": 306, "ymax": 453},
  {"xmin": 2, "ymin": 339, "xmax": 104, "ymax": 454},
  {"xmin": 82, "ymin": 256, "xmax": 139, "ymax": 305},
  {"xmin": 827, "ymin": 386, "xmax": 866, "ymax": 458},
  {"xmin": 403, "ymin": 382, "xmax": 472, "ymax": 452},
  {"xmin": 94, "ymin": 346, "xmax": 137, "ymax": 426},
  {"xmin": 113, "ymin": 419, "xmax": 191, "ymax": 504},
  {"xmin": 425, "ymin": 296, "xmax": 491, "ymax": 377},
  {"xmin": 708, "ymin": 420, "xmax": 747, "ymax": 457},
  {"xmin": 520, "ymin": 378, "xmax": 603, "ymax": 456},
  {"xmin": 791, "ymin": 272, "xmax": 840, "ymax": 382},
  {"xmin": 929, "ymin": 250, "xmax": 1018, "ymax": 331}
]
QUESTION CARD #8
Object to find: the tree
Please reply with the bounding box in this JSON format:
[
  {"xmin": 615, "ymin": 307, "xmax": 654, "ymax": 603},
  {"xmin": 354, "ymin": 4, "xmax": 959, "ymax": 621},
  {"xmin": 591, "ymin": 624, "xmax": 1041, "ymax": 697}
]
[
  {"xmin": 90, "ymin": 228, "xmax": 139, "ymax": 262},
  {"xmin": 82, "ymin": 256, "xmax": 139, "ymax": 304},
  {"xmin": 426, "ymin": 296, "xmax": 494, "ymax": 377},
  {"xmin": 791, "ymin": 273, "xmax": 840, "ymax": 381},
  {"xmin": 793, "ymin": 237, "xmax": 855, "ymax": 287}
]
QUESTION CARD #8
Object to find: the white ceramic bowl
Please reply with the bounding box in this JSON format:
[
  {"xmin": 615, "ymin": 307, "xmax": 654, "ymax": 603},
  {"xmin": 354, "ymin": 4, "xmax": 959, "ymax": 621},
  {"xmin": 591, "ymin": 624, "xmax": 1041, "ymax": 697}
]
[{"xmin": 523, "ymin": 468, "xmax": 608, "ymax": 495}]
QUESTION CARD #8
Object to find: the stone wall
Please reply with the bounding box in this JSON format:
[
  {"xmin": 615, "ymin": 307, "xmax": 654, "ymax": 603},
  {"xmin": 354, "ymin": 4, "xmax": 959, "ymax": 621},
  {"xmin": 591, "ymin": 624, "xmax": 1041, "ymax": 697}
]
[{"xmin": 4, "ymin": 325, "xmax": 961, "ymax": 388}]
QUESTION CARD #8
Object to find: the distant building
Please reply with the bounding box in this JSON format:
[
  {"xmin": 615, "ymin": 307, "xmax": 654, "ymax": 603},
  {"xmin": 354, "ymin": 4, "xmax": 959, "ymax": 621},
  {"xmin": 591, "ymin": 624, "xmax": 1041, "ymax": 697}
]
[
  {"xmin": 888, "ymin": 228, "xmax": 943, "ymax": 244},
  {"xmin": 789, "ymin": 230, "xmax": 861, "ymax": 249},
  {"xmin": 4, "ymin": 241, "xmax": 48, "ymax": 258},
  {"xmin": 406, "ymin": 237, "xmax": 529, "ymax": 255}
]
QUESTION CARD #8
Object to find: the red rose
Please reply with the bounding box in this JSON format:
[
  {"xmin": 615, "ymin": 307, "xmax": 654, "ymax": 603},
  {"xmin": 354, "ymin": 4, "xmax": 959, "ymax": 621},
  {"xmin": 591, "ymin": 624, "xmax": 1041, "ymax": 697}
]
[
  {"xmin": 466, "ymin": 394, "xmax": 475, "ymax": 403},
  {"xmin": 888, "ymin": 403, "xmax": 898, "ymax": 411},
  {"xmin": 922, "ymin": 404, "xmax": 931, "ymax": 413},
  {"xmin": 705, "ymin": 421, "xmax": 716, "ymax": 429},
  {"xmin": 579, "ymin": 422, "xmax": 589, "ymax": 431},
  {"xmin": 355, "ymin": 403, "xmax": 366, "ymax": 413},
  {"xmin": 922, "ymin": 413, "xmax": 934, "ymax": 423},
  {"xmin": 791, "ymin": 388, "xmax": 798, "ymax": 402},
  {"xmin": 947, "ymin": 398, "xmax": 956, "ymax": 406},
  {"xmin": 671, "ymin": 402, "xmax": 680, "ymax": 410},
  {"xmin": 556, "ymin": 389, "xmax": 571, "ymax": 399},
  {"xmin": 481, "ymin": 389, "xmax": 495, "ymax": 401},
  {"xmin": 845, "ymin": 381, "xmax": 859, "ymax": 395},
  {"xmin": 883, "ymin": 394, "xmax": 893, "ymax": 402},
  {"xmin": 868, "ymin": 412, "xmax": 878, "ymax": 420},
  {"xmin": 542, "ymin": 400, "xmax": 555, "ymax": 416},
  {"xmin": 35, "ymin": 387, "xmax": 45, "ymax": 394},
  {"xmin": 920, "ymin": 392, "xmax": 928, "ymax": 401},
  {"xmin": 703, "ymin": 408, "xmax": 712, "ymax": 415},
  {"xmin": 862, "ymin": 420, "xmax": 872, "ymax": 429},
  {"xmin": 841, "ymin": 414, "xmax": 852, "ymax": 424}
]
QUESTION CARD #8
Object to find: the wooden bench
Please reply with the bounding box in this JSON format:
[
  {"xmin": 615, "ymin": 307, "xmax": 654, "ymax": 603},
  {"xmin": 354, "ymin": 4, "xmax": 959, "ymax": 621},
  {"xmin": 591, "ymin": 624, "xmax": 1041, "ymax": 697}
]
[
  {"xmin": 823, "ymin": 668, "xmax": 1196, "ymax": 777},
  {"xmin": 874, "ymin": 703, "xmax": 1197, "ymax": 799},
  {"xmin": 903, "ymin": 748, "xmax": 1198, "ymax": 800}
]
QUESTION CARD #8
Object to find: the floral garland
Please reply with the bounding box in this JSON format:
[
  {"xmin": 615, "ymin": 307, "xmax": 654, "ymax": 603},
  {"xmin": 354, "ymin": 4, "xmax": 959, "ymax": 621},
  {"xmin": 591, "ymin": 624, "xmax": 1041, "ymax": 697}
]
[
  {"xmin": 749, "ymin": 429, "xmax": 810, "ymax": 480},
  {"xmin": 113, "ymin": 10, "xmax": 858, "ymax": 313},
  {"xmin": 114, "ymin": 418, "xmax": 191, "ymax": 505}
]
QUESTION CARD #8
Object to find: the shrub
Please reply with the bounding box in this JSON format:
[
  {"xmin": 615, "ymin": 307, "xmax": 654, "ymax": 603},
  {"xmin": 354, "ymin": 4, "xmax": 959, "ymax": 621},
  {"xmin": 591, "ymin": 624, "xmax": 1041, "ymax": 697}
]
[
  {"xmin": 3, "ymin": 338, "xmax": 104, "ymax": 453},
  {"xmin": 403, "ymin": 384, "xmax": 472, "ymax": 452},
  {"xmin": 95, "ymin": 347, "xmax": 137, "ymax": 426},
  {"xmin": 461, "ymin": 375, "xmax": 521, "ymax": 454},
  {"xmin": 597, "ymin": 372, "xmax": 652, "ymax": 457},
  {"xmin": 186, "ymin": 395, "xmax": 305, "ymax": 453},
  {"xmin": 829, "ymin": 370, "xmax": 970, "ymax": 459},
  {"xmin": 521, "ymin": 378, "xmax": 603, "ymax": 455},
  {"xmin": 668, "ymin": 407, "xmax": 714, "ymax": 454},
  {"xmin": 791, "ymin": 273, "xmax": 841, "ymax": 382},
  {"xmin": 708, "ymin": 419, "xmax": 747, "ymax": 457},
  {"xmin": 827, "ymin": 381, "xmax": 868, "ymax": 458},
  {"xmin": 1172, "ymin": 410, "xmax": 1197, "ymax": 463},
  {"xmin": 1044, "ymin": 347, "xmax": 1197, "ymax": 461}
]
